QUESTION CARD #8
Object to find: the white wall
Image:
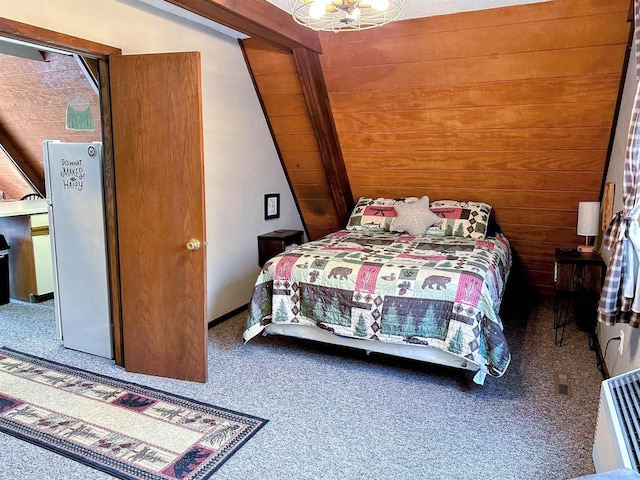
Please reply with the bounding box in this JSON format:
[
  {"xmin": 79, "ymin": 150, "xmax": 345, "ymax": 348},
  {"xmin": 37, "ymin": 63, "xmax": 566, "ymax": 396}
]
[
  {"xmin": 598, "ymin": 40, "xmax": 639, "ymax": 376},
  {"xmin": 0, "ymin": 0, "xmax": 304, "ymax": 321}
]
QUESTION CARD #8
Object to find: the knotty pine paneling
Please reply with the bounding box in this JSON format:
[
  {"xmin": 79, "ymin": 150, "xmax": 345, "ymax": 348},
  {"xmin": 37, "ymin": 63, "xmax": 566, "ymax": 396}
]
[
  {"xmin": 0, "ymin": 52, "xmax": 101, "ymax": 199},
  {"xmin": 321, "ymin": 46, "xmax": 625, "ymax": 92},
  {"xmin": 346, "ymin": 150, "xmax": 607, "ymax": 172},
  {"xmin": 242, "ymin": 39, "xmax": 340, "ymax": 240},
  {"xmin": 319, "ymin": 0, "xmax": 629, "ymax": 46},
  {"xmin": 318, "ymin": 0, "xmax": 630, "ymax": 295},
  {"xmin": 250, "ymin": 71, "xmax": 303, "ymax": 96},
  {"xmin": 494, "ymin": 208, "xmax": 577, "ymax": 228},
  {"xmin": 335, "ymin": 103, "xmax": 615, "ymax": 132},
  {"xmin": 329, "ymin": 76, "xmax": 621, "ymax": 113},
  {"xmin": 276, "ymin": 133, "xmax": 320, "ymax": 153},
  {"xmin": 349, "ymin": 171, "xmax": 601, "ymax": 193},
  {"xmin": 287, "ymin": 167, "xmax": 332, "ymax": 186},
  {"xmin": 341, "ymin": 127, "xmax": 611, "ymax": 152},
  {"xmin": 320, "ymin": 13, "xmax": 625, "ymax": 70}
]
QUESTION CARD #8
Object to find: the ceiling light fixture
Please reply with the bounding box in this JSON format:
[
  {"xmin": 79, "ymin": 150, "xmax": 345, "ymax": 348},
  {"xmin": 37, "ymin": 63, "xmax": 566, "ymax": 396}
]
[{"xmin": 289, "ymin": 0, "xmax": 405, "ymax": 32}]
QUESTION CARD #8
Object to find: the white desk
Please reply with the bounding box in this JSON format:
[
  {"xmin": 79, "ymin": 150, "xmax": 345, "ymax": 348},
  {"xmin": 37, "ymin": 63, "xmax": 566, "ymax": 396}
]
[{"xmin": 0, "ymin": 199, "xmax": 47, "ymax": 217}]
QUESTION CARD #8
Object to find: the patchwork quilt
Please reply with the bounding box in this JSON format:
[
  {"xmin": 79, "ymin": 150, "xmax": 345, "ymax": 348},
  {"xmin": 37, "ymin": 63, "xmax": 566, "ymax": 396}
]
[{"xmin": 244, "ymin": 230, "xmax": 512, "ymax": 379}]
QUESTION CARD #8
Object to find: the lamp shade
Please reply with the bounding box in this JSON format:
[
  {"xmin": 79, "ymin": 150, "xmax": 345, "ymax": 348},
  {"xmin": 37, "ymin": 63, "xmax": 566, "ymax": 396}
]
[{"xmin": 577, "ymin": 201, "xmax": 600, "ymax": 237}]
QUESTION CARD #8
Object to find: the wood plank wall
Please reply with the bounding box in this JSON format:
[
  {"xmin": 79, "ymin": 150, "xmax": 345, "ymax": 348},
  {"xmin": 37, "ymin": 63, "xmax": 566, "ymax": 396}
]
[
  {"xmin": 318, "ymin": 0, "xmax": 630, "ymax": 295},
  {"xmin": 0, "ymin": 52, "xmax": 101, "ymax": 199},
  {"xmin": 242, "ymin": 39, "xmax": 341, "ymax": 240},
  {"xmin": 243, "ymin": 0, "xmax": 629, "ymax": 296}
]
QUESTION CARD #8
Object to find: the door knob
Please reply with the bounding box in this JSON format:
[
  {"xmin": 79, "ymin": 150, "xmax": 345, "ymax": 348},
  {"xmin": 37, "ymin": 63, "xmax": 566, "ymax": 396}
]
[{"xmin": 186, "ymin": 239, "xmax": 201, "ymax": 251}]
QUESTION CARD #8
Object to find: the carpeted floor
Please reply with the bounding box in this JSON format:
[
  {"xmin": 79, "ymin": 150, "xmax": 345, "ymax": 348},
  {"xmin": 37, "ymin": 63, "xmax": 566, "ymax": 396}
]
[{"xmin": 0, "ymin": 296, "xmax": 603, "ymax": 480}]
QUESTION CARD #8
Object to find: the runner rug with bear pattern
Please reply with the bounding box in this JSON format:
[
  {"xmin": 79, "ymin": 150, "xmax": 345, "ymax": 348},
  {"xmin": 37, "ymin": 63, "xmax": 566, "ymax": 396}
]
[{"xmin": 0, "ymin": 347, "xmax": 267, "ymax": 479}]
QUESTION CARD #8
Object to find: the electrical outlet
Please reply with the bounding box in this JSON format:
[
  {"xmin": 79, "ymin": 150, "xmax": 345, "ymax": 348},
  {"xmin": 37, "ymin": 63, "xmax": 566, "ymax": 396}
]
[{"xmin": 620, "ymin": 330, "xmax": 625, "ymax": 355}]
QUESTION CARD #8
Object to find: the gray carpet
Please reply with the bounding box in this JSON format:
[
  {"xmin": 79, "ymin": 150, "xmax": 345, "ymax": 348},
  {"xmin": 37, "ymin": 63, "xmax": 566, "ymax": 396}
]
[{"xmin": 0, "ymin": 296, "xmax": 602, "ymax": 479}]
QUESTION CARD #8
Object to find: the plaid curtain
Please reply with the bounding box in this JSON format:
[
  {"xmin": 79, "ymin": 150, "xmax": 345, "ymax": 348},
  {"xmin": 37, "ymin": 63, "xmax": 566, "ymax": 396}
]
[{"xmin": 597, "ymin": 0, "xmax": 640, "ymax": 327}]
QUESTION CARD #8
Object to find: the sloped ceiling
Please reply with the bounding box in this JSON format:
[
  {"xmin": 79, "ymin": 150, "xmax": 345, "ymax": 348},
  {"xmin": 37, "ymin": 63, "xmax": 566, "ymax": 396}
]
[
  {"xmin": 243, "ymin": 0, "xmax": 631, "ymax": 295},
  {"xmin": 0, "ymin": 148, "xmax": 32, "ymax": 199},
  {"xmin": 0, "ymin": 51, "xmax": 101, "ymax": 200},
  {"xmin": 0, "ymin": 0, "xmax": 628, "ymax": 297},
  {"xmin": 157, "ymin": 0, "xmax": 632, "ymax": 296}
]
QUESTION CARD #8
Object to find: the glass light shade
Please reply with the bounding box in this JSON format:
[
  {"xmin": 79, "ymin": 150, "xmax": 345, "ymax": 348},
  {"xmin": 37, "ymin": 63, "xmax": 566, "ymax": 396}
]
[
  {"xmin": 289, "ymin": 0, "xmax": 405, "ymax": 32},
  {"xmin": 371, "ymin": 0, "xmax": 390, "ymax": 10},
  {"xmin": 308, "ymin": 2, "xmax": 326, "ymax": 19},
  {"xmin": 347, "ymin": 7, "xmax": 361, "ymax": 20},
  {"xmin": 577, "ymin": 201, "xmax": 600, "ymax": 237}
]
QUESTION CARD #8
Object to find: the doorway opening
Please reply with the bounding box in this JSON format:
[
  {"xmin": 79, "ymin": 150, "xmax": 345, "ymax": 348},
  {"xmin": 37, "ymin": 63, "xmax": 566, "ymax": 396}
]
[{"xmin": 0, "ymin": 38, "xmax": 107, "ymax": 358}]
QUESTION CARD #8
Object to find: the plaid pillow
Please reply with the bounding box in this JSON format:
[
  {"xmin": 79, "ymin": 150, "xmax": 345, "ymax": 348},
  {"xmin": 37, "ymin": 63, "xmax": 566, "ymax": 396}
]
[
  {"xmin": 430, "ymin": 200, "xmax": 492, "ymax": 239},
  {"xmin": 346, "ymin": 197, "xmax": 398, "ymax": 231}
]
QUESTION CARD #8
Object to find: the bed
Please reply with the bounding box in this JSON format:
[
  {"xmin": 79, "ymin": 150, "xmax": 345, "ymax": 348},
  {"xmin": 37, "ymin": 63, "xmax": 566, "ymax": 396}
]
[{"xmin": 243, "ymin": 197, "xmax": 512, "ymax": 384}]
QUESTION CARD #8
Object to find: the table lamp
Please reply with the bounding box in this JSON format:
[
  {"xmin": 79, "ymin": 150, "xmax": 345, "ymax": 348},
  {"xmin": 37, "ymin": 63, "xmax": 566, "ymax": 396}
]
[{"xmin": 577, "ymin": 201, "xmax": 600, "ymax": 253}]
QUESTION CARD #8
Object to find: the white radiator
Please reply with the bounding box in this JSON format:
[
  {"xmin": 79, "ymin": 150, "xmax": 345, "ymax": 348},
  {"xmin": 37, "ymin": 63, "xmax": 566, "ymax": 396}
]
[{"xmin": 593, "ymin": 369, "xmax": 640, "ymax": 473}]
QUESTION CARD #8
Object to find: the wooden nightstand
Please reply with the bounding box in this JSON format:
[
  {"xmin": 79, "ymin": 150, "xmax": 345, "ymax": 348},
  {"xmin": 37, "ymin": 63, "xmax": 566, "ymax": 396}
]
[
  {"xmin": 554, "ymin": 248, "xmax": 605, "ymax": 346},
  {"xmin": 258, "ymin": 230, "xmax": 304, "ymax": 268}
]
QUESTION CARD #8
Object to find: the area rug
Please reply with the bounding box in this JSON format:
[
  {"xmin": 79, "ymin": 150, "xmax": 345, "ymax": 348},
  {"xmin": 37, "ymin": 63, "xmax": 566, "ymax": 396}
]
[{"xmin": 0, "ymin": 347, "xmax": 267, "ymax": 479}]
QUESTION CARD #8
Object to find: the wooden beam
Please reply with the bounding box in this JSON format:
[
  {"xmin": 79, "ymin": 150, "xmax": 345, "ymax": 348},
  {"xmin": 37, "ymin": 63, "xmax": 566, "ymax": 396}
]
[
  {"xmin": 166, "ymin": 0, "xmax": 322, "ymax": 53},
  {"xmin": 292, "ymin": 47, "xmax": 353, "ymax": 227},
  {"xmin": 0, "ymin": 17, "xmax": 121, "ymax": 58},
  {"xmin": 0, "ymin": 123, "xmax": 44, "ymax": 196}
]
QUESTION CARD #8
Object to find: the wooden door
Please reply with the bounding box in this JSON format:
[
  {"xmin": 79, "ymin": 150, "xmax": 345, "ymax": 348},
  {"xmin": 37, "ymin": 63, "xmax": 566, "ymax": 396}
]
[{"xmin": 110, "ymin": 52, "xmax": 207, "ymax": 382}]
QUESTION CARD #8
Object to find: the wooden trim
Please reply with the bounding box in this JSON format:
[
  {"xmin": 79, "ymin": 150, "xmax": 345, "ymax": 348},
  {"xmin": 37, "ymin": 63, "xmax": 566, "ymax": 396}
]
[
  {"xmin": 0, "ymin": 17, "xmax": 121, "ymax": 58},
  {"xmin": 0, "ymin": 17, "xmax": 123, "ymax": 365},
  {"xmin": 166, "ymin": 0, "xmax": 322, "ymax": 53},
  {"xmin": 0, "ymin": 123, "xmax": 44, "ymax": 195},
  {"xmin": 292, "ymin": 47, "xmax": 353, "ymax": 228},
  {"xmin": 99, "ymin": 58, "xmax": 124, "ymax": 367}
]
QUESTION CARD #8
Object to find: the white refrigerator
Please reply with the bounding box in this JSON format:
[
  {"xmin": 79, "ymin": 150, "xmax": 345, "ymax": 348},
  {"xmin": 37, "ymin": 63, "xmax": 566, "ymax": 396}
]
[{"xmin": 43, "ymin": 141, "xmax": 113, "ymax": 359}]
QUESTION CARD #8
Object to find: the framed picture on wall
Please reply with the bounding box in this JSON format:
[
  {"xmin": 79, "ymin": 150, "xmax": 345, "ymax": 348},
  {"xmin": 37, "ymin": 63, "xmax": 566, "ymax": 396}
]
[{"xmin": 265, "ymin": 193, "xmax": 280, "ymax": 220}]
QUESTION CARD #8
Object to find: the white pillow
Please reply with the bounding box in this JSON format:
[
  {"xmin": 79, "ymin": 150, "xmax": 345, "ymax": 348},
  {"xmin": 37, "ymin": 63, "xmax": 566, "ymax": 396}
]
[{"xmin": 392, "ymin": 196, "xmax": 441, "ymax": 236}]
